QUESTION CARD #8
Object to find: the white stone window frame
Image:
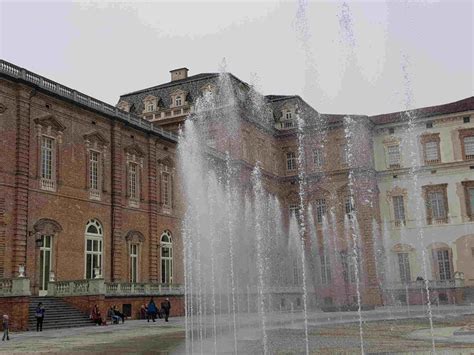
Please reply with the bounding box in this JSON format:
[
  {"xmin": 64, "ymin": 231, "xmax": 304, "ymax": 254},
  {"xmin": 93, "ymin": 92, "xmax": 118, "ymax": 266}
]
[
  {"xmin": 160, "ymin": 230, "xmax": 173, "ymax": 284},
  {"xmin": 129, "ymin": 243, "xmax": 139, "ymax": 283},
  {"xmin": 313, "ymin": 147, "xmax": 324, "ymax": 168},
  {"xmin": 170, "ymin": 90, "xmax": 187, "ymax": 108},
  {"xmin": 286, "ymin": 151, "xmax": 297, "ymax": 171},
  {"xmin": 35, "ymin": 116, "xmax": 65, "ymax": 193},
  {"xmin": 143, "ymin": 95, "xmax": 158, "ymax": 113},
  {"xmin": 160, "ymin": 162, "xmax": 174, "ymax": 213},
  {"xmin": 84, "ymin": 133, "xmax": 108, "ymax": 201},
  {"xmin": 125, "ymin": 230, "xmax": 145, "ymax": 283},
  {"xmin": 125, "ymin": 148, "xmax": 144, "ymax": 208},
  {"xmin": 84, "ymin": 219, "xmax": 104, "ymax": 280},
  {"xmin": 386, "ymin": 187, "xmax": 409, "ymax": 228}
]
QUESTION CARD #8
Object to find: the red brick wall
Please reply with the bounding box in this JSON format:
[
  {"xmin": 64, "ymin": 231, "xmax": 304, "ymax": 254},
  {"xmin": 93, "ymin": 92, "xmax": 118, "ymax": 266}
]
[
  {"xmin": 0, "ymin": 296, "xmax": 30, "ymax": 331},
  {"xmin": 0, "ymin": 78, "xmax": 183, "ymax": 292}
]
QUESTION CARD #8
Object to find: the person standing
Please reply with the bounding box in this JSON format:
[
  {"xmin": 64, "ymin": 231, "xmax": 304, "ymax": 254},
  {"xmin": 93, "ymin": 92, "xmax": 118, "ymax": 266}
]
[
  {"xmin": 35, "ymin": 302, "xmax": 45, "ymax": 332},
  {"xmin": 161, "ymin": 298, "xmax": 171, "ymax": 322},
  {"xmin": 147, "ymin": 298, "xmax": 157, "ymax": 322},
  {"xmin": 2, "ymin": 314, "xmax": 9, "ymax": 341}
]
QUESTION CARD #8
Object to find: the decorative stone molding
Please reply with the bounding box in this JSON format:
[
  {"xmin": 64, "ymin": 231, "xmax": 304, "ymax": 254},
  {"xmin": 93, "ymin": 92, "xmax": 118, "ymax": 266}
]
[
  {"xmin": 34, "ymin": 114, "xmax": 66, "ymax": 139},
  {"xmin": 390, "ymin": 243, "xmax": 415, "ymax": 253},
  {"xmin": 170, "ymin": 89, "xmax": 187, "ymax": 108},
  {"xmin": 125, "ymin": 143, "xmax": 145, "ymax": 164},
  {"xmin": 32, "ymin": 218, "xmax": 63, "ymax": 236},
  {"xmin": 116, "ymin": 100, "xmax": 130, "ymax": 112},
  {"xmin": 83, "ymin": 131, "xmax": 108, "ymax": 149},
  {"xmin": 124, "ymin": 230, "xmax": 145, "ymax": 243}
]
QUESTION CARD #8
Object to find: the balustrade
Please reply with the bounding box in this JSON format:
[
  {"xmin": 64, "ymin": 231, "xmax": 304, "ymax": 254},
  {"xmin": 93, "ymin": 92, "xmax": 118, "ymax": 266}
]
[
  {"xmin": 0, "ymin": 278, "xmax": 31, "ymax": 297},
  {"xmin": 0, "ymin": 59, "xmax": 178, "ymax": 143}
]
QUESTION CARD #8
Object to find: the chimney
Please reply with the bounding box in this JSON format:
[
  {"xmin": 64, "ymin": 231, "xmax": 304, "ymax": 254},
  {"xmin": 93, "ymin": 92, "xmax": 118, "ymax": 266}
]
[{"xmin": 170, "ymin": 68, "xmax": 189, "ymax": 82}]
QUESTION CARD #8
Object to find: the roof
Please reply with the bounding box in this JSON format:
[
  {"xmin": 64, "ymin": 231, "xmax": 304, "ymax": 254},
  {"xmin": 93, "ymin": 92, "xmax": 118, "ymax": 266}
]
[{"xmin": 370, "ymin": 96, "xmax": 474, "ymax": 125}]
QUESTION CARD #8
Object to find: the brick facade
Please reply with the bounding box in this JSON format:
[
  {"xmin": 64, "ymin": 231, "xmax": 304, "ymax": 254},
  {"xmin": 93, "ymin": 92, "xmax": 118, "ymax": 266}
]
[{"xmin": 0, "ymin": 76, "xmax": 182, "ymax": 291}]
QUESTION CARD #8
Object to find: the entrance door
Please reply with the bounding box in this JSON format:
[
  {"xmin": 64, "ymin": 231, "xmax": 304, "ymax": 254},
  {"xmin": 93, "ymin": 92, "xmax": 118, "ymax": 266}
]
[{"xmin": 39, "ymin": 235, "xmax": 52, "ymax": 296}]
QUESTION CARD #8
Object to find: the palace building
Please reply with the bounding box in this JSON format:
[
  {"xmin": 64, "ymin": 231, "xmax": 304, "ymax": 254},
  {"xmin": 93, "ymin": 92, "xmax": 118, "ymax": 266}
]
[{"xmin": 0, "ymin": 59, "xmax": 473, "ymax": 329}]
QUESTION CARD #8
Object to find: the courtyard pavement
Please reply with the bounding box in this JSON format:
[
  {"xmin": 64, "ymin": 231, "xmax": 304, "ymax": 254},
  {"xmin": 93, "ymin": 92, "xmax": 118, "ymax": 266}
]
[
  {"xmin": 1, "ymin": 305, "xmax": 473, "ymax": 353},
  {"xmin": 0, "ymin": 318, "xmax": 184, "ymax": 353}
]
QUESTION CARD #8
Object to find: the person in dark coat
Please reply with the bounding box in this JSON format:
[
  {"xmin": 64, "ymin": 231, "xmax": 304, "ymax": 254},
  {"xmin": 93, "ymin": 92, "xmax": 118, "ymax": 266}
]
[
  {"xmin": 147, "ymin": 298, "xmax": 158, "ymax": 322},
  {"xmin": 2, "ymin": 314, "xmax": 9, "ymax": 341},
  {"xmin": 113, "ymin": 305, "xmax": 125, "ymax": 324},
  {"xmin": 161, "ymin": 298, "xmax": 171, "ymax": 322},
  {"xmin": 91, "ymin": 304, "xmax": 102, "ymax": 326},
  {"xmin": 35, "ymin": 302, "xmax": 45, "ymax": 332}
]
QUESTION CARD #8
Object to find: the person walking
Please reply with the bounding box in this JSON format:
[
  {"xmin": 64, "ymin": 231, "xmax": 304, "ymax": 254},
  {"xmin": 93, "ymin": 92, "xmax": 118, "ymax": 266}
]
[
  {"xmin": 2, "ymin": 314, "xmax": 9, "ymax": 341},
  {"xmin": 35, "ymin": 302, "xmax": 45, "ymax": 332},
  {"xmin": 147, "ymin": 298, "xmax": 158, "ymax": 322},
  {"xmin": 161, "ymin": 298, "xmax": 171, "ymax": 322}
]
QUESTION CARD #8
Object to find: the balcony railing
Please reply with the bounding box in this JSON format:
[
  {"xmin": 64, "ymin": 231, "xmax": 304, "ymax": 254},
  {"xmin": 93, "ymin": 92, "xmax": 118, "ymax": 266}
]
[
  {"xmin": 275, "ymin": 120, "xmax": 296, "ymax": 130},
  {"xmin": 384, "ymin": 279, "xmax": 462, "ymax": 290},
  {"xmin": 47, "ymin": 279, "xmax": 184, "ymax": 297},
  {"xmin": 0, "ymin": 278, "xmax": 31, "ymax": 297},
  {"xmin": 40, "ymin": 178, "xmax": 56, "ymax": 191},
  {"xmin": 0, "ymin": 60, "xmax": 178, "ymax": 143}
]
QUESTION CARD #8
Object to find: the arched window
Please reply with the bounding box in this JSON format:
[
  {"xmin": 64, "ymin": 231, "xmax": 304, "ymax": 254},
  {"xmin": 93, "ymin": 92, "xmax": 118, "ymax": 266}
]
[
  {"xmin": 85, "ymin": 219, "xmax": 103, "ymax": 279},
  {"xmin": 161, "ymin": 231, "xmax": 173, "ymax": 284}
]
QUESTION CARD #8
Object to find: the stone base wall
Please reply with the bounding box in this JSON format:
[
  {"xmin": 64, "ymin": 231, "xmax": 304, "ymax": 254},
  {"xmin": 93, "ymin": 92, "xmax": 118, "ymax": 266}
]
[
  {"xmin": 0, "ymin": 296, "xmax": 30, "ymax": 331},
  {"xmin": 62, "ymin": 294, "xmax": 184, "ymax": 321}
]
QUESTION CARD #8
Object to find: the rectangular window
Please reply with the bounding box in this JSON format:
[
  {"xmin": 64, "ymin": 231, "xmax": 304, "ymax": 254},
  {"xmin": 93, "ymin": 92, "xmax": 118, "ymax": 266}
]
[
  {"xmin": 345, "ymin": 196, "xmax": 355, "ymax": 217},
  {"xmin": 286, "ymin": 152, "xmax": 296, "ymax": 171},
  {"xmin": 341, "ymin": 252, "xmax": 357, "ymax": 283},
  {"xmin": 397, "ymin": 253, "xmax": 411, "ymax": 283},
  {"xmin": 320, "ymin": 253, "xmax": 331, "ymax": 285},
  {"xmin": 387, "ymin": 145, "xmax": 401, "ymax": 168},
  {"xmin": 289, "ymin": 204, "xmax": 299, "ymax": 219},
  {"xmin": 40, "ymin": 136, "xmax": 55, "ymax": 191},
  {"xmin": 293, "ymin": 259, "xmax": 300, "ymax": 286},
  {"xmin": 313, "ymin": 148, "xmax": 324, "ymax": 168},
  {"xmin": 89, "ymin": 151, "xmax": 100, "ymax": 200},
  {"xmin": 437, "ymin": 250, "xmax": 451, "ymax": 280},
  {"xmin": 341, "ymin": 145, "xmax": 349, "ymax": 165},
  {"xmin": 130, "ymin": 244, "xmax": 138, "ymax": 283},
  {"xmin": 128, "ymin": 163, "xmax": 139, "ymax": 204},
  {"xmin": 315, "ymin": 199, "xmax": 326, "ymax": 224},
  {"xmin": 392, "ymin": 196, "xmax": 406, "ymax": 226},
  {"xmin": 162, "ymin": 172, "xmax": 171, "ymax": 208},
  {"xmin": 464, "ymin": 136, "xmax": 474, "ymax": 160},
  {"xmin": 428, "ymin": 191, "xmax": 446, "ymax": 221},
  {"xmin": 469, "ymin": 188, "xmax": 474, "ymax": 218},
  {"xmin": 424, "ymin": 141, "xmax": 440, "ymax": 163}
]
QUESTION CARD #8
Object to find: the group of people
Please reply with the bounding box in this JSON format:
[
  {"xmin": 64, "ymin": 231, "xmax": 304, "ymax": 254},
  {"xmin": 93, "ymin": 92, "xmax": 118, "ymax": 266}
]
[
  {"xmin": 91, "ymin": 299, "xmax": 171, "ymax": 326},
  {"xmin": 90, "ymin": 304, "xmax": 126, "ymax": 325},
  {"xmin": 141, "ymin": 298, "xmax": 171, "ymax": 323}
]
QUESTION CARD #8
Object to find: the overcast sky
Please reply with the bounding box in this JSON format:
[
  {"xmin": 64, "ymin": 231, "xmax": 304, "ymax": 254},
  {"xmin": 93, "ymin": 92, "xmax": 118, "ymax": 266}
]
[{"xmin": 1, "ymin": 0, "xmax": 472, "ymax": 115}]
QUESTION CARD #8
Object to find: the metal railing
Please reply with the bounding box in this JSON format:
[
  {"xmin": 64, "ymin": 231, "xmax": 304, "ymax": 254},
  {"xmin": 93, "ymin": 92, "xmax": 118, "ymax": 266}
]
[{"xmin": 0, "ymin": 60, "xmax": 178, "ymax": 143}]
